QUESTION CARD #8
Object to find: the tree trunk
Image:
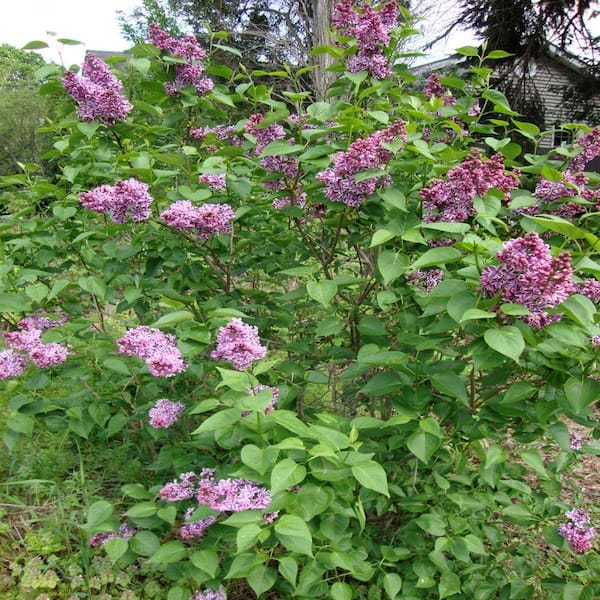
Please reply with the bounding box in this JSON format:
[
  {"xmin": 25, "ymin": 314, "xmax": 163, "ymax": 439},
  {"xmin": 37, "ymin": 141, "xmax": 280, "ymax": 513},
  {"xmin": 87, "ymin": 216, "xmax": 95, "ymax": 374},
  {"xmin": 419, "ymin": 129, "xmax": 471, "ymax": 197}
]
[{"xmin": 311, "ymin": 0, "xmax": 337, "ymax": 101}]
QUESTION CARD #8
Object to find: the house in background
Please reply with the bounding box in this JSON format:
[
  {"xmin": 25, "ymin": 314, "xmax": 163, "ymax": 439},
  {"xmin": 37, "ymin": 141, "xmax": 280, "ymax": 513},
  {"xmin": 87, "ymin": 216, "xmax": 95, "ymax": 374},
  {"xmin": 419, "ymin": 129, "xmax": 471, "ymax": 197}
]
[{"xmin": 415, "ymin": 44, "xmax": 600, "ymax": 152}]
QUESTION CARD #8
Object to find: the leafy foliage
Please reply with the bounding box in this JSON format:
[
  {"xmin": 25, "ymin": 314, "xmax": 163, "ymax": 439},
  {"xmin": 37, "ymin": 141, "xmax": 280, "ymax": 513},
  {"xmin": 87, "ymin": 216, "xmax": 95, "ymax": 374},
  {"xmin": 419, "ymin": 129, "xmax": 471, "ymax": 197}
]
[{"xmin": 1, "ymin": 8, "xmax": 600, "ymax": 599}]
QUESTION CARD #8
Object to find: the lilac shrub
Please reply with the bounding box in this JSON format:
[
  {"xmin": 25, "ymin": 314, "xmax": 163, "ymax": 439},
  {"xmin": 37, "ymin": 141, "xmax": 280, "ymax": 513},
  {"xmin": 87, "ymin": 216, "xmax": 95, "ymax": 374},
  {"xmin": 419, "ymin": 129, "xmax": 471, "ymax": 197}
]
[{"xmin": 210, "ymin": 318, "xmax": 267, "ymax": 370}]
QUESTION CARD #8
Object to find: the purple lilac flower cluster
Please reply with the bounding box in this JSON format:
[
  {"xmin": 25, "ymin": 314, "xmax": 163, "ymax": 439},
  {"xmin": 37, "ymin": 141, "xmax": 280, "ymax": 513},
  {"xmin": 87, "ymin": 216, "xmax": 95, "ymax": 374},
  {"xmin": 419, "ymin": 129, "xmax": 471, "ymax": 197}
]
[
  {"xmin": 420, "ymin": 151, "xmax": 520, "ymax": 223},
  {"xmin": 160, "ymin": 200, "xmax": 235, "ymax": 239},
  {"xmin": 211, "ymin": 318, "xmax": 267, "ymax": 371},
  {"xmin": 62, "ymin": 53, "xmax": 132, "ymax": 125},
  {"xmin": 195, "ymin": 469, "xmax": 272, "ymax": 512},
  {"xmin": 592, "ymin": 334, "xmax": 600, "ymax": 346},
  {"xmin": 533, "ymin": 170, "xmax": 600, "ymax": 219},
  {"xmin": 192, "ymin": 588, "xmax": 227, "ymax": 600},
  {"xmin": 480, "ymin": 232, "xmax": 576, "ymax": 329},
  {"xmin": 199, "ymin": 173, "xmax": 227, "ymax": 191},
  {"xmin": 79, "ymin": 179, "xmax": 153, "ymax": 223},
  {"xmin": 245, "ymin": 384, "xmax": 280, "ymax": 415},
  {"xmin": 570, "ymin": 127, "xmax": 600, "ymax": 171},
  {"xmin": 406, "ymin": 269, "xmax": 443, "ymax": 292},
  {"xmin": 148, "ymin": 23, "xmax": 213, "ymax": 96},
  {"xmin": 148, "ymin": 399, "xmax": 185, "ymax": 428},
  {"xmin": 90, "ymin": 523, "xmax": 136, "ymax": 548},
  {"xmin": 180, "ymin": 508, "xmax": 216, "ymax": 540},
  {"xmin": 575, "ymin": 278, "xmax": 600, "ymax": 302},
  {"xmin": 117, "ymin": 326, "xmax": 187, "ymax": 377},
  {"xmin": 559, "ymin": 508, "xmax": 596, "ymax": 553},
  {"xmin": 160, "ymin": 471, "xmax": 198, "ymax": 501},
  {"xmin": 1, "ymin": 314, "xmax": 70, "ymax": 379},
  {"xmin": 316, "ymin": 120, "xmax": 406, "ymax": 207},
  {"xmin": 332, "ymin": 0, "xmax": 399, "ymax": 79},
  {"xmin": 424, "ymin": 73, "xmax": 456, "ymax": 105},
  {"xmin": 569, "ymin": 431, "xmax": 585, "ymax": 451}
]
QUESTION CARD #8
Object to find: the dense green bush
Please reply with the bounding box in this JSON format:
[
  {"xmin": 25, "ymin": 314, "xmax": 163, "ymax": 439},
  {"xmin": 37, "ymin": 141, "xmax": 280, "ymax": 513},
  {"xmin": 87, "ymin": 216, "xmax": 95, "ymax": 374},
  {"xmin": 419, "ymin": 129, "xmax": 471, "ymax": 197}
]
[{"xmin": 1, "ymin": 3, "xmax": 599, "ymax": 598}]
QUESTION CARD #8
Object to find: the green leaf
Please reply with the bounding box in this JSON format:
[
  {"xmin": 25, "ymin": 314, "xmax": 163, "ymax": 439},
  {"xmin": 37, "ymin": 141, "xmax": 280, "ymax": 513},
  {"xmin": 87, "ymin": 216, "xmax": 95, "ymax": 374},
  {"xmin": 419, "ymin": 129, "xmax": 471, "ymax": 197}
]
[
  {"xmin": 439, "ymin": 572, "xmax": 461, "ymax": 598},
  {"xmin": 22, "ymin": 40, "xmax": 49, "ymax": 50},
  {"xmin": 104, "ymin": 538, "xmax": 128, "ymax": 562},
  {"xmin": 415, "ymin": 513, "xmax": 446, "ymax": 536},
  {"xmin": 129, "ymin": 531, "xmax": 160, "ymax": 557},
  {"xmin": 564, "ymin": 376, "xmax": 600, "ymax": 414},
  {"xmin": 241, "ymin": 444, "xmax": 279, "ymax": 476},
  {"xmin": 383, "ymin": 573, "xmax": 403, "ymax": 599},
  {"xmin": 378, "ymin": 251, "xmax": 408, "ymax": 284},
  {"xmin": 407, "ymin": 431, "xmax": 440, "ymax": 464},
  {"xmin": 487, "ymin": 49, "xmax": 513, "ymax": 59},
  {"xmin": 237, "ymin": 524, "xmax": 263, "ymax": 553},
  {"xmin": 216, "ymin": 368, "xmax": 258, "ymax": 391},
  {"xmin": 125, "ymin": 502, "xmax": 157, "ymax": 518},
  {"xmin": 86, "ymin": 500, "xmax": 113, "ymax": 528},
  {"xmin": 192, "ymin": 407, "xmax": 241, "ymax": 434},
  {"xmin": 148, "ymin": 540, "xmax": 187, "ymax": 564},
  {"xmin": 331, "ymin": 582, "xmax": 353, "ymax": 600},
  {"xmin": 351, "ymin": 461, "xmax": 389, "ymax": 496},
  {"xmin": 275, "ymin": 515, "xmax": 313, "ymax": 556},
  {"xmin": 151, "ymin": 311, "xmax": 195, "ymax": 328},
  {"xmin": 456, "ymin": 46, "xmax": 479, "ymax": 56},
  {"xmin": 370, "ymin": 229, "xmax": 396, "ymax": 247},
  {"xmin": 121, "ymin": 484, "xmax": 152, "ymax": 500},
  {"xmin": 410, "ymin": 247, "xmax": 461, "ymax": 270},
  {"xmin": 430, "ymin": 372, "xmax": 467, "ymax": 403},
  {"xmin": 482, "ymin": 89, "xmax": 519, "ymax": 115},
  {"xmin": 278, "ymin": 556, "xmax": 298, "ymax": 586},
  {"xmin": 260, "ymin": 140, "xmax": 304, "ymax": 156},
  {"xmin": 191, "ymin": 549, "xmax": 219, "ymax": 577},
  {"xmin": 483, "ymin": 327, "xmax": 524, "ymax": 361},
  {"xmin": 271, "ymin": 458, "xmax": 307, "ymax": 494},
  {"xmin": 0, "ymin": 292, "xmax": 31, "ymax": 313},
  {"xmin": 247, "ymin": 565, "xmax": 276, "ymax": 597},
  {"xmin": 307, "ymin": 280, "xmax": 337, "ymax": 307}
]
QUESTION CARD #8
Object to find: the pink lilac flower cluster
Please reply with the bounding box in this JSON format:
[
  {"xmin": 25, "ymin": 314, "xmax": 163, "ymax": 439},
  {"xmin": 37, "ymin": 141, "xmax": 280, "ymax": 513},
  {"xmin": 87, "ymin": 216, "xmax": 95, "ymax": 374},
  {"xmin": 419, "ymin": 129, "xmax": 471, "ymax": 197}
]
[
  {"xmin": 332, "ymin": 0, "xmax": 399, "ymax": 79},
  {"xmin": 148, "ymin": 23, "xmax": 213, "ymax": 96},
  {"xmin": 424, "ymin": 73, "xmax": 456, "ymax": 105},
  {"xmin": 148, "ymin": 399, "xmax": 185, "ymax": 428},
  {"xmin": 420, "ymin": 151, "xmax": 520, "ymax": 223},
  {"xmin": 570, "ymin": 127, "xmax": 600, "ymax": 171},
  {"xmin": 117, "ymin": 326, "xmax": 187, "ymax": 377},
  {"xmin": 211, "ymin": 318, "xmax": 267, "ymax": 371},
  {"xmin": 592, "ymin": 334, "xmax": 600, "ymax": 346},
  {"xmin": 575, "ymin": 278, "xmax": 600, "ymax": 302},
  {"xmin": 89, "ymin": 523, "xmax": 136, "ymax": 548},
  {"xmin": 1, "ymin": 314, "xmax": 70, "ymax": 379},
  {"xmin": 79, "ymin": 179, "xmax": 153, "ymax": 223},
  {"xmin": 199, "ymin": 173, "xmax": 227, "ymax": 191},
  {"xmin": 180, "ymin": 508, "xmax": 216, "ymax": 540},
  {"xmin": 62, "ymin": 53, "xmax": 132, "ymax": 125},
  {"xmin": 195, "ymin": 468, "xmax": 272, "ymax": 512},
  {"xmin": 559, "ymin": 508, "xmax": 596, "ymax": 553},
  {"xmin": 161, "ymin": 200, "xmax": 235, "ymax": 239},
  {"xmin": 160, "ymin": 471, "xmax": 198, "ymax": 501},
  {"xmin": 263, "ymin": 511, "xmax": 279, "ymax": 524},
  {"xmin": 480, "ymin": 232, "xmax": 576, "ymax": 329},
  {"xmin": 245, "ymin": 384, "xmax": 280, "ymax": 415},
  {"xmin": 406, "ymin": 269, "xmax": 443, "ymax": 292},
  {"xmin": 569, "ymin": 431, "xmax": 585, "ymax": 451},
  {"xmin": 192, "ymin": 588, "xmax": 227, "ymax": 600},
  {"xmin": 316, "ymin": 120, "xmax": 407, "ymax": 207},
  {"xmin": 533, "ymin": 170, "xmax": 600, "ymax": 219}
]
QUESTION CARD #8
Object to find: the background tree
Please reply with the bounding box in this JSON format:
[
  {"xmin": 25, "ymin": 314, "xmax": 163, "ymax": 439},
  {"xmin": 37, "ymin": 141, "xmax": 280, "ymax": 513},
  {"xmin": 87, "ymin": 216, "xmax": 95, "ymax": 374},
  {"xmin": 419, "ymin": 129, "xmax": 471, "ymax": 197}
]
[{"xmin": 0, "ymin": 45, "xmax": 54, "ymax": 177}]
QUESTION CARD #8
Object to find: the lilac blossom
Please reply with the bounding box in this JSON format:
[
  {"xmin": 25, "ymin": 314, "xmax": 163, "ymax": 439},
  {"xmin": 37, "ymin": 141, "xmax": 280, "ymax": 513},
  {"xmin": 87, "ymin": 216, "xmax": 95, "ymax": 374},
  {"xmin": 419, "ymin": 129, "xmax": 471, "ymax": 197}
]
[
  {"xmin": 159, "ymin": 472, "xmax": 197, "ymax": 502},
  {"xmin": 192, "ymin": 588, "xmax": 227, "ymax": 600},
  {"xmin": 79, "ymin": 179, "xmax": 153, "ymax": 223},
  {"xmin": 161, "ymin": 200, "xmax": 235, "ymax": 239},
  {"xmin": 332, "ymin": 0, "xmax": 399, "ymax": 79},
  {"xmin": 0, "ymin": 349, "xmax": 28, "ymax": 379},
  {"xmin": 592, "ymin": 334, "xmax": 600, "ymax": 346},
  {"xmin": 316, "ymin": 120, "xmax": 406, "ymax": 207},
  {"xmin": 89, "ymin": 523, "xmax": 136, "ymax": 548},
  {"xmin": 559, "ymin": 508, "xmax": 596, "ymax": 554},
  {"xmin": 148, "ymin": 23, "xmax": 213, "ymax": 96},
  {"xmin": 407, "ymin": 269, "xmax": 443, "ymax": 292},
  {"xmin": 180, "ymin": 508, "xmax": 216, "ymax": 540},
  {"xmin": 117, "ymin": 326, "xmax": 187, "ymax": 377},
  {"xmin": 148, "ymin": 399, "xmax": 185, "ymax": 428},
  {"xmin": 62, "ymin": 53, "xmax": 132, "ymax": 125},
  {"xmin": 569, "ymin": 431, "xmax": 584, "ymax": 451},
  {"xmin": 570, "ymin": 127, "xmax": 600, "ymax": 171},
  {"xmin": 199, "ymin": 173, "xmax": 227, "ymax": 190},
  {"xmin": 424, "ymin": 73, "xmax": 456, "ymax": 105},
  {"xmin": 211, "ymin": 318, "xmax": 267, "ymax": 371},
  {"xmin": 196, "ymin": 471, "xmax": 272, "ymax": 512},
  {"xmin": 533, "ymin": 170, "xmax": 600, "ymax": 218},
  {"xmin": 28, "ymin": 343, "xmax": 70, "ymax": 368},
  {"xmin": 420, "ymin": 151, "xmax": 520, "ymax": 223},
  {"xmin": 576, "ymin": 278, "xmax": 600, "ymax": 302},
  {"xmin": 263, "ymin": 511, "xmax": 279, "ymax": 524},
  {"xmin": 480, "ymin": 232, "xmax": 576, "ymax": 329}
]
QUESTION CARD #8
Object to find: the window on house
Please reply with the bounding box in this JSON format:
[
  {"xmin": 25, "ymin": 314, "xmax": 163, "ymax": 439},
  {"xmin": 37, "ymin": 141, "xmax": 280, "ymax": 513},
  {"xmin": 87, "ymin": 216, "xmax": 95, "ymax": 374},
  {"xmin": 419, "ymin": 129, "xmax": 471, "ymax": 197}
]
[{"xmin": 552, "ymin": 128, "xmax": 571, "ymax": 148}]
